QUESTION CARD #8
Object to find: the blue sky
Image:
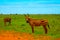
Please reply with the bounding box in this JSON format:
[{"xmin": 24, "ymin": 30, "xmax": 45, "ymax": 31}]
[{"xmin": 0, "ymin": 0, "xmax": 60, "ymax": 14}]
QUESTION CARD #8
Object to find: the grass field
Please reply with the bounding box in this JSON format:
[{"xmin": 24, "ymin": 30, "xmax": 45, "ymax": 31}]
[{"xmin": 0, "ymin": 14, "xmax": 60, "ymax": 38}]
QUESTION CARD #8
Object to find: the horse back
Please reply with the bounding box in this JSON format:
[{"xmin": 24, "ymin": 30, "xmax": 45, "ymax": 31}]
[
  {"xmin": 29, "ymin": 19, "xmax": 48, "ymax": 26},
  {"xmin": 4, "ymin": 17, "xmax": 11, "ymax": 22}
]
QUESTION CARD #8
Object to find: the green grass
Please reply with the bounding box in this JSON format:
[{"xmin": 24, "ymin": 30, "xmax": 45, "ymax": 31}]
[{"xmin": 0, "ymin": 14, "xmax": 60, "ymax": 38}]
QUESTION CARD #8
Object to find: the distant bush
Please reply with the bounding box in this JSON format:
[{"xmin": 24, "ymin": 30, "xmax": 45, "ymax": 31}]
[{"xmin": 16, "ymin": 13, "xmax": 18, "ymax": 15}]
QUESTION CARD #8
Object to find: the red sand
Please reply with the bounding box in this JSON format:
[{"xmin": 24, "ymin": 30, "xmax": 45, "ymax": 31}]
[{"xmin": 0, "ymin": 30, "xmax": 59, "ymax": 40}]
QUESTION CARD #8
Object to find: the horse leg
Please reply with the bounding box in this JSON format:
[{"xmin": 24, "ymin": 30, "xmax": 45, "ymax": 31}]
[
  {"xmin": 43, "ymin": 25, "xmax": 48, "ymax": 34},
  {"xmin": 31, "ymin": 26, "xmax": 34, "ymax": 33},
  {"xmin": 9, "ymin": 21, "xmax": 11, "ymax": 25}
]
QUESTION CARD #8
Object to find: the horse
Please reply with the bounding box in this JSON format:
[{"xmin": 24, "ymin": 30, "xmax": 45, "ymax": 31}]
[
  {"xmin": 24, "ymin": 14, "xmax": 50, "ymax": 34},
  {"xmin": 4, "ymin": 17, "xmax": 11, "ymax": 26}
]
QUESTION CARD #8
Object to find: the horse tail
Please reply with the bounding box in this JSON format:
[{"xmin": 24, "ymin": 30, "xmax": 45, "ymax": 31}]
[{"xmin": 48, "ymin": 24, "xmax": 50, "ymax": 29}]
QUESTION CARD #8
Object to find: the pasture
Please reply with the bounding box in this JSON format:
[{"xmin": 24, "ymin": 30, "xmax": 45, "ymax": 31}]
[{"xmin": 0, "ymin": 14, "xmax": 60, "ymax": 38}]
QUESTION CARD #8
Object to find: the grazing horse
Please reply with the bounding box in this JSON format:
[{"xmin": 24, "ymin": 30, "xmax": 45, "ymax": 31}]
[
  {"xmin": 4, "ymin": 17, "xmax": 11, "ymax": 26},
  {"xmin": 24, "ymin": 14, "xmax": 50, "ymax": 34}
]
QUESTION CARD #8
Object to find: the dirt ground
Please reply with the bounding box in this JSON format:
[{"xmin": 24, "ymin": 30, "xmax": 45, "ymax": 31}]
[{"xmin": 0, "ymin": 30, "xmax": 59, "ymax": 40}]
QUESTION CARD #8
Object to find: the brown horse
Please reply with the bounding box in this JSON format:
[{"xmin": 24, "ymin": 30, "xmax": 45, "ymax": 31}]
[
  {"xmin": 24, "ymin": 14, "xmax": 50, "ymax": 34},
  {"xmin": 4, "ymin": 17, "xmax": 11, "ymax": 26}
]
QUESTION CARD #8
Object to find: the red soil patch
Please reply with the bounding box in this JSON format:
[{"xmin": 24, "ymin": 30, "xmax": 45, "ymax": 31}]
[
  {"xmin": 0, "ymin": 30, "xmax": 53, "ymax": 40},
  {"xmin": 55, "ymin": 38, "xmax": 60, "ymax": 40}
]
